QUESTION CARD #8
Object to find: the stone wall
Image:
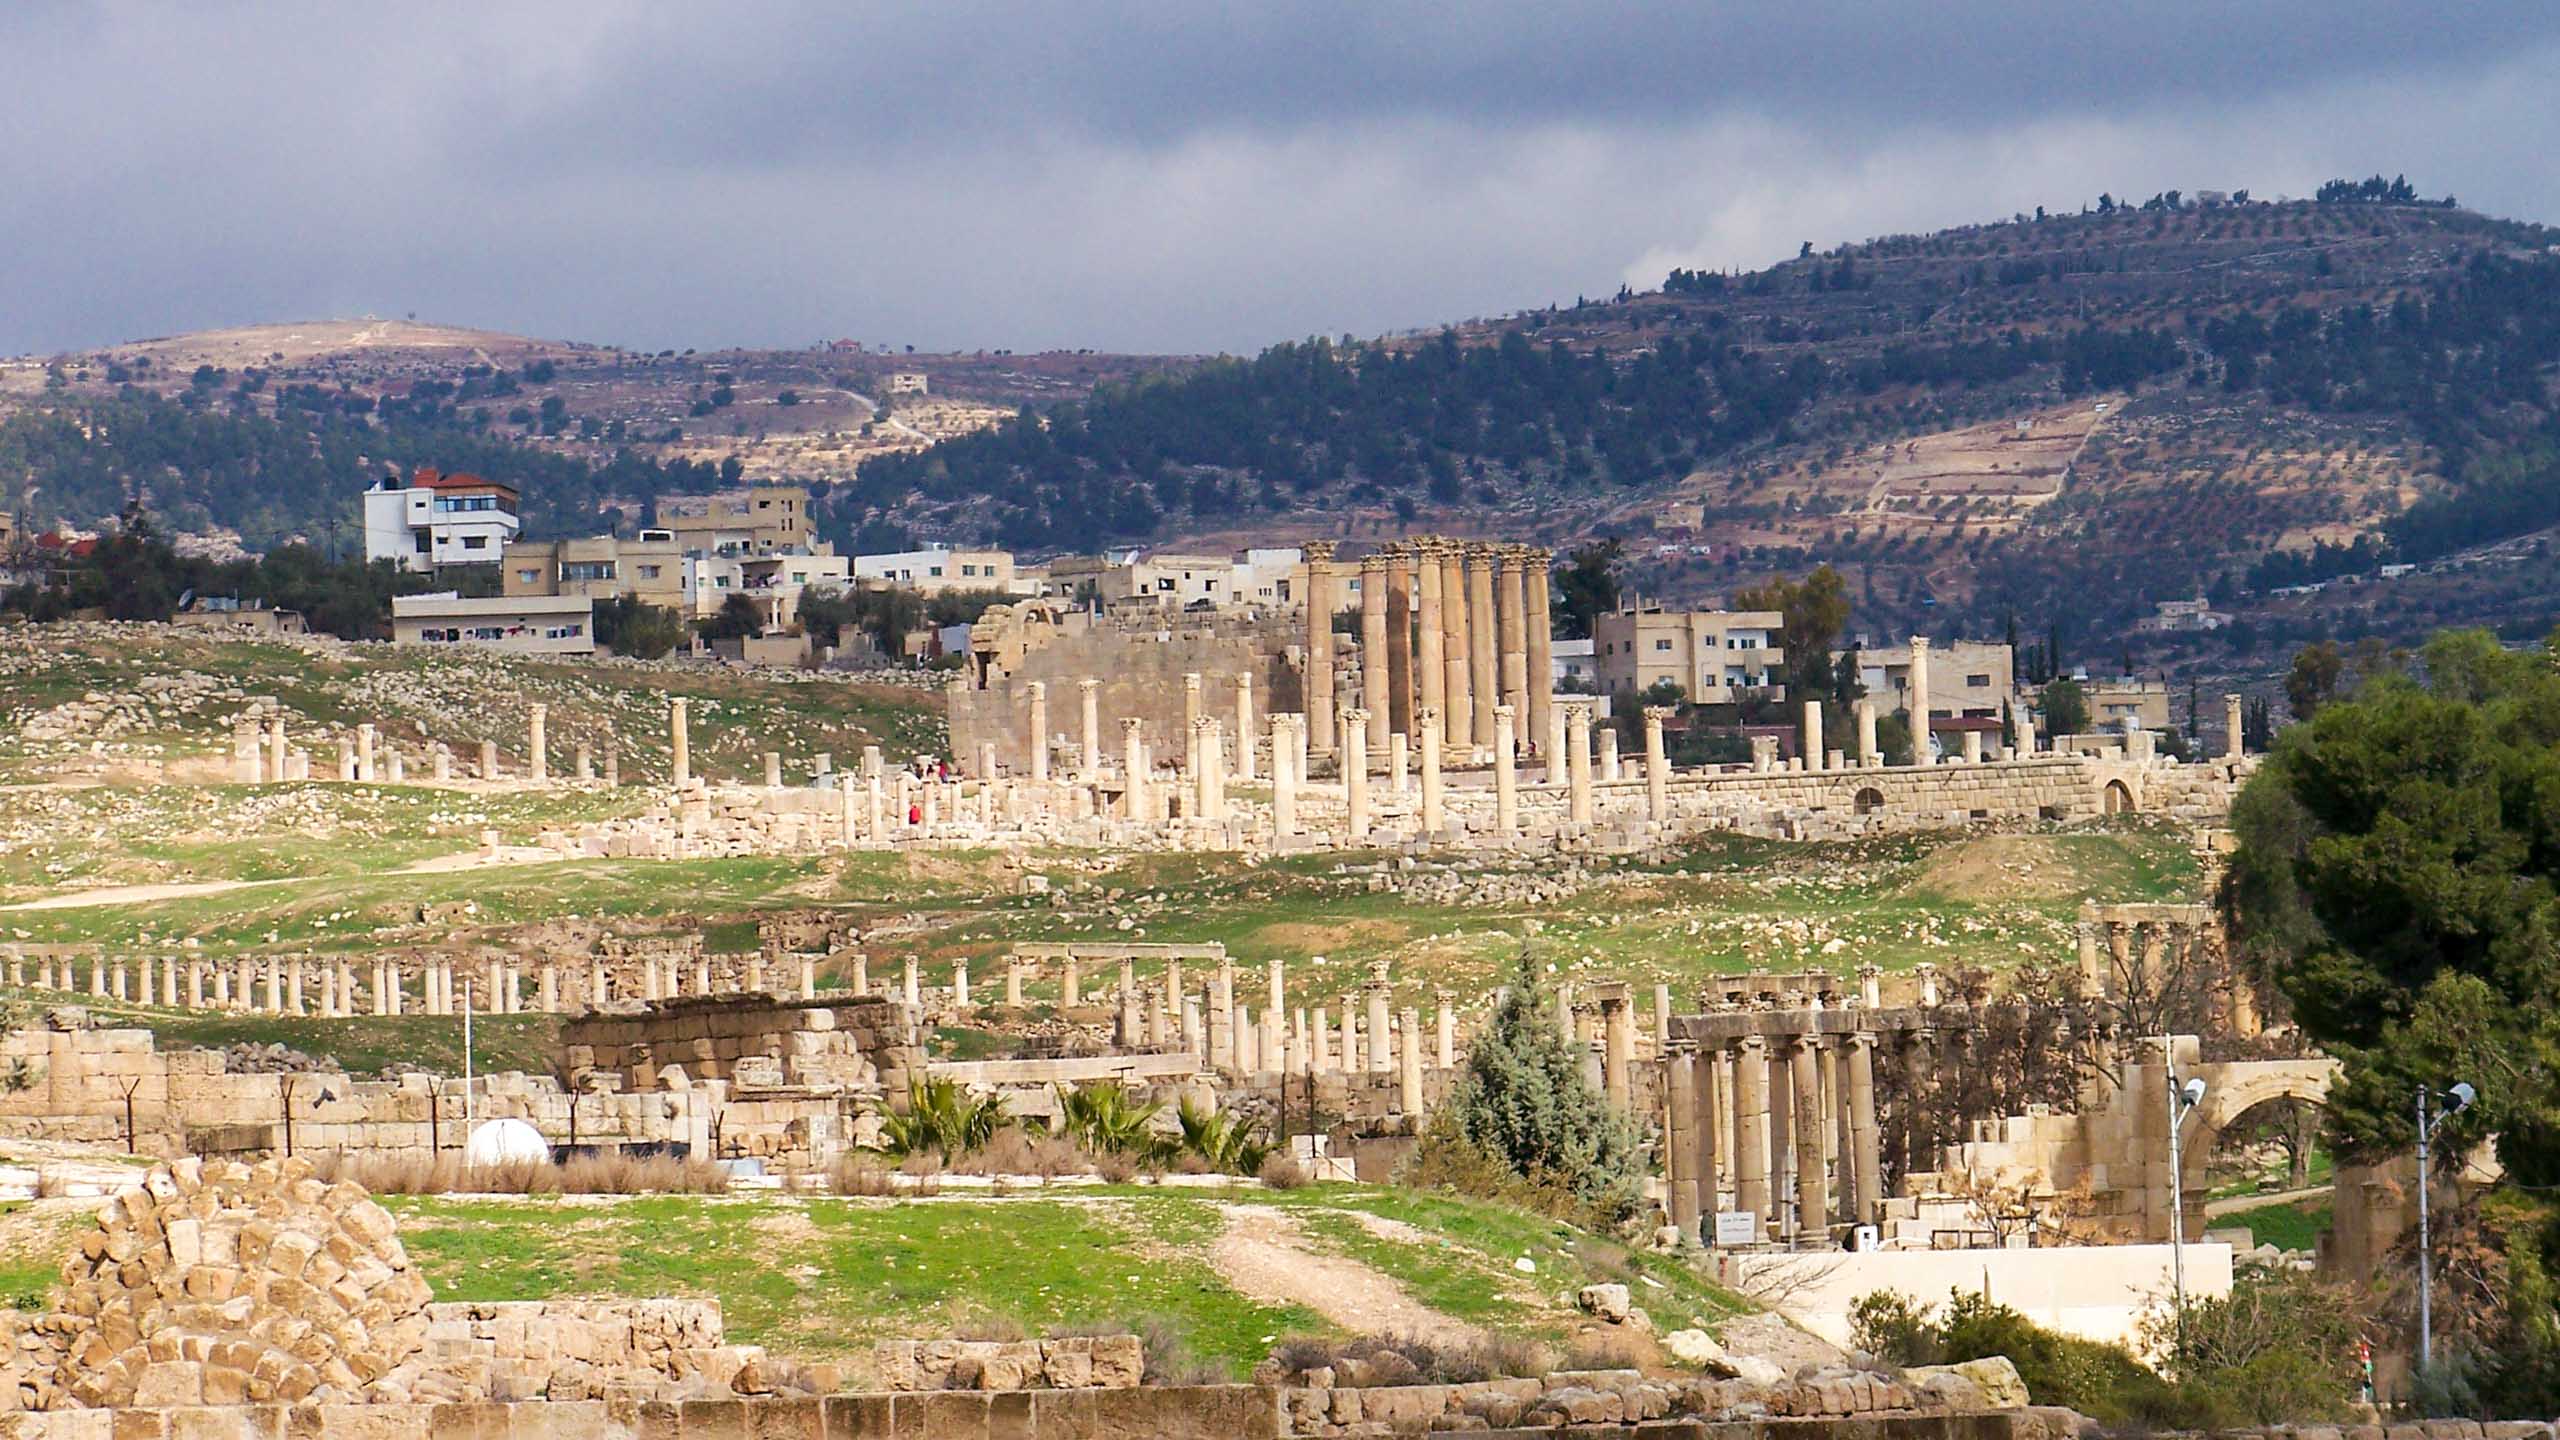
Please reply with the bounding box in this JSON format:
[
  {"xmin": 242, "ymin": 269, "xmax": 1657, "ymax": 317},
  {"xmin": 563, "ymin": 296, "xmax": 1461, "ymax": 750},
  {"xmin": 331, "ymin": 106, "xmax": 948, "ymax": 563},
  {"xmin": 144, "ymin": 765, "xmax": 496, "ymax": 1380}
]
[
  {"xmin": 948, "ymin": 625, "xmax": 1299, "ymax": 776},
  {"xmin": 0, "ymin": 1024, "xmax": 712, "ymax": 1161},
  {"xmin": 558, "ymin": 995, "xmax": 924, "ymax": 1099}
]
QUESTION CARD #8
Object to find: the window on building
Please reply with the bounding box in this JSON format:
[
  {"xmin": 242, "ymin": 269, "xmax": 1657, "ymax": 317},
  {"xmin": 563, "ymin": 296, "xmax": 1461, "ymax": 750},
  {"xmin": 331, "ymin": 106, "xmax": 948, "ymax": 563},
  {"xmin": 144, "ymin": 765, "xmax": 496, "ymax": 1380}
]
[
  {"xmin": 1967, "ymin": 673, "xmax": 1992, "ymax": 687},
  {"xmin": 638, "ymin": 565, "xmax": 661, "ymax": 579},
  {"xmin": 563, "ymin": 562, "xmax": 616, "ymax": 582},
  {"xmin": 929, "ymin": 566, "xmax": 944, "ymax": 577},
  {"xmin": 1654, "ymin": 638, "xmax": 1673, "ymax": 651},
  {"xmin": 516, "ymin": 569, "xmax": 541, "ymax": 585},
  {"xmin": 461, "ymin": 536, "xmax": 488, "ymax": 550}
]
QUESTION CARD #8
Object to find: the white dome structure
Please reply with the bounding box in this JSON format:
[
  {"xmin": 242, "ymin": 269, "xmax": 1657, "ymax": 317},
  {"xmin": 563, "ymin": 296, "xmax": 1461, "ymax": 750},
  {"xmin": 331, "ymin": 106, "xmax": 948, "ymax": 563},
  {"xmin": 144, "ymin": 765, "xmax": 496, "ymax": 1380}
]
[{"xmin": 463, "ymin": 1117, "xmax": 552, "ymax": 1168}]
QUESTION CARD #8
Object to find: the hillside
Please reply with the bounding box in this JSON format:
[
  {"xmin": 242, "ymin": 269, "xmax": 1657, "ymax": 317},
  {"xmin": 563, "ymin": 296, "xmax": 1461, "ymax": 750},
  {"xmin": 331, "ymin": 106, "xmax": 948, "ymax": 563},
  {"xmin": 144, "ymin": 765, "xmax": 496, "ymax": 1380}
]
[{"xmin": 7, "ymin": 184, "xmax": 2559, "ymax": 660}]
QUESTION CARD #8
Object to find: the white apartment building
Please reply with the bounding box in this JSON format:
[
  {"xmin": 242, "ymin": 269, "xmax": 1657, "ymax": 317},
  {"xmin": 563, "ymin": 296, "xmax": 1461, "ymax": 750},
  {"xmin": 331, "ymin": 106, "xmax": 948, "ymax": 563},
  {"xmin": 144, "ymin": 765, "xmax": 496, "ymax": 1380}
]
[
  {"xmin": 852, "ymin": 547, "xmax": 1023, "ymax": 595},
  {"xmin": 362, "ymin": 469, "xmax": 521, "ymax": 573}
]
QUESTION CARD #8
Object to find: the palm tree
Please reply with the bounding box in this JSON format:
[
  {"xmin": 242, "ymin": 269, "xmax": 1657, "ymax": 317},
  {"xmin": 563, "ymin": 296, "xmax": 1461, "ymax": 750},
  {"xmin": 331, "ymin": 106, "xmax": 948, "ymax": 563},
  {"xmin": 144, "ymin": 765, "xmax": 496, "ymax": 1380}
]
[
  {"xmin": 881, "ymin": 1076, "xmax": 1008, "ymax": 1160},
  {"xmin": 1054, "ymin": 1081, "xmax": 1166, "ymax": 1160}
]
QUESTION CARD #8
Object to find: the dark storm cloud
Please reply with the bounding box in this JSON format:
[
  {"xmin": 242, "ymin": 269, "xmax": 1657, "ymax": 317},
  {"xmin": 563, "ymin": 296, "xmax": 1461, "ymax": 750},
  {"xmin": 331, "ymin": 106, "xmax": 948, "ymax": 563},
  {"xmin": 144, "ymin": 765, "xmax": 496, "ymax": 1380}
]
[{"xmin": 3, "ymin": 3, "xmax": 2556, "ymax": 356}]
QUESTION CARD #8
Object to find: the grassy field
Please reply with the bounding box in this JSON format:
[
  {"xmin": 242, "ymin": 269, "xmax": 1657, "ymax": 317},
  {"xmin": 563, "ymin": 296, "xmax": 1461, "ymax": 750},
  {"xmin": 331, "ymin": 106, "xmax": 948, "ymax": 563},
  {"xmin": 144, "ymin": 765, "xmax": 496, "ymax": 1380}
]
[
  {"xmin": 382, "ymin": 1185, "xmax": 1750, "ymax": 1379},
  {"xmin": 2220, "ymin": 1197, "xmax": 2333, "ymax": 1254}
]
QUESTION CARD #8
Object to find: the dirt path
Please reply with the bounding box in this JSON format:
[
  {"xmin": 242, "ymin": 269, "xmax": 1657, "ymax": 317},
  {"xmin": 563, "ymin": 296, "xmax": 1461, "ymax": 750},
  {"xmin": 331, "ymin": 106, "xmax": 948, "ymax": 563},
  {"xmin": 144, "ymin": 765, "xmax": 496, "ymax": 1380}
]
[{"xmin": 1208, "ymin": 1206, "xmax": 1477, "ymax": 1340}]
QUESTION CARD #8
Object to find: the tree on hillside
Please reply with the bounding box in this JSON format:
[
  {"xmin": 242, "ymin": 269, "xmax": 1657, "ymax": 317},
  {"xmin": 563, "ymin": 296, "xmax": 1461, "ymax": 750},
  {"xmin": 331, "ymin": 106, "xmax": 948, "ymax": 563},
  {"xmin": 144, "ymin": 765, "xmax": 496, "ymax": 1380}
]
[
  {"xmin": 2284, "ymin": 641, "xmax": 2346, "ymax": 719},
  {"xmin": 1734, "ymin": 563, "xmax": 1852, "ymax": 704},
  {"xmin": 2224, "ymin": 628, "xmax": 2560, "ymax": 1414},
  {"xmin": 1550, "ymin": 540, "xmax": 1622, "ymax": 639},
  {"xmin": 1442, "ymin": 948, "xmax": 1646, "ymax": 1222},
  {"xmin": 2040, "ymin": 678, "xmax": 2090, "ymax": 736}
]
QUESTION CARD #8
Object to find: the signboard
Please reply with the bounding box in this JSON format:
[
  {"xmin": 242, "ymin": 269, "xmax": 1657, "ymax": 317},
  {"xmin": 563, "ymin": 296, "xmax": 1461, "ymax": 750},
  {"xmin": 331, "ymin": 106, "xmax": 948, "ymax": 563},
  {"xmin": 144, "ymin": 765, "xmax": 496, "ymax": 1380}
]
[{"xmin": 1712, "ymin": 1211, "xmax": 1760, "ymax": 1247}]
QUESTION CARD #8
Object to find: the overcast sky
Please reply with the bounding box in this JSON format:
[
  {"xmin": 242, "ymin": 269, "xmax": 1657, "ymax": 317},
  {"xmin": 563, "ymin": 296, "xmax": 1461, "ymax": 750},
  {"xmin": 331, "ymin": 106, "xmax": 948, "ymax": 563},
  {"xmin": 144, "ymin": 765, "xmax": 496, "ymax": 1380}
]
[{"xmin": 6, "ymin": 3, "xmax": 2558, "ymax": 358}]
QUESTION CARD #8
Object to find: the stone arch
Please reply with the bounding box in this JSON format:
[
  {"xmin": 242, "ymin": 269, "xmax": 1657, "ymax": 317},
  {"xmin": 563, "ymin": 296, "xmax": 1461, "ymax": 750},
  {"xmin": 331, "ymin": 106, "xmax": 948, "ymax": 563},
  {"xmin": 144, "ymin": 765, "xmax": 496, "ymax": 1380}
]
[
  {"xmin": 2180, "ymin": 1058, "xmax": 2340, "ymax": 1194},
  {"xmin": 2100, "ymin": 778, "xmax": 2136, "ymax": 814},
  {"xmin": 1854, "ymin": 786, "xmax": 1886, "ymax": 816}
]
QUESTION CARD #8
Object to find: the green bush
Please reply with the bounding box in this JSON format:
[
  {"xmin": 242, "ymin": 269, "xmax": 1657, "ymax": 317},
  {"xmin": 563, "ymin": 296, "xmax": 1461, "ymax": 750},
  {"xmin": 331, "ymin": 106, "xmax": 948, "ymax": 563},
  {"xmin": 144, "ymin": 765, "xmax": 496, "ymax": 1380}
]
[{"xmin": 1437, "ymin": 950, "xmax": 1646, "ymax": 1223}]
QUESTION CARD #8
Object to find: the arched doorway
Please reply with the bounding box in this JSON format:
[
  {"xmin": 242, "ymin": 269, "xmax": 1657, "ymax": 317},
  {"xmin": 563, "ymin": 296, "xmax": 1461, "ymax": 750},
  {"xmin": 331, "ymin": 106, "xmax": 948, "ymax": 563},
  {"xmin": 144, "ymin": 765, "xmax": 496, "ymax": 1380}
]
[
  {"xmin": 2181, "ymin": 1061, "xmax": 2337, "ymax": 1252},
  {"xmin": 2101, "ymin": 779, "xmax": 2136, "ymax": 814}
]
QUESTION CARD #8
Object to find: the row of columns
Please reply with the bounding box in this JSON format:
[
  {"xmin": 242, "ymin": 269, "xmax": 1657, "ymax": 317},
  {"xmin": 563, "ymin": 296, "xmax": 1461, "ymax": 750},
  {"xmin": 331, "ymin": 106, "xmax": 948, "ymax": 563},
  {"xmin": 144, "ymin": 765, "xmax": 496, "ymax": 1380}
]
[
  {"xmin": 1662, "ymin": 1019, "xmax": 1923, "ymax": 1249},
  {"xmin": 1302, "ymin": 538, "xmax": 1553, "ymax": 764},
  {"xmin": 3, "ymin": 948, "xmax": 822, "ymax": 1016},
  {"xmin": 233, "ymin": 706, "xmax": 624, "ymax": 787}
]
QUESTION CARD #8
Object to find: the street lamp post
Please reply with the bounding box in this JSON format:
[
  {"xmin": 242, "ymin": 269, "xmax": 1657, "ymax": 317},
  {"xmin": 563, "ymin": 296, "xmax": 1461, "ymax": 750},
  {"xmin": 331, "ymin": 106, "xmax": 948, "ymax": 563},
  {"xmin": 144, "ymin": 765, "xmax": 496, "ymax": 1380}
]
[
  {"xmin": 2164, "ymin": 1057, "xmax": 2207, "ymax": 1352},
  {"xmin": 2416, "ymin": 1081, "xmax": 2476, "ymax": 1372}
]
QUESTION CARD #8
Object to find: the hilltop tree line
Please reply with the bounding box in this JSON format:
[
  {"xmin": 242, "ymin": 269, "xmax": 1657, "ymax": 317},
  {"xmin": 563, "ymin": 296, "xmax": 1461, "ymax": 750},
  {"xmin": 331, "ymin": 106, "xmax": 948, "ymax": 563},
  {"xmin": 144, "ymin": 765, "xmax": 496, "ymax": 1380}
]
[{"xmin": 0, "ymin": 390, "xmax": 732, "ymax": 552}]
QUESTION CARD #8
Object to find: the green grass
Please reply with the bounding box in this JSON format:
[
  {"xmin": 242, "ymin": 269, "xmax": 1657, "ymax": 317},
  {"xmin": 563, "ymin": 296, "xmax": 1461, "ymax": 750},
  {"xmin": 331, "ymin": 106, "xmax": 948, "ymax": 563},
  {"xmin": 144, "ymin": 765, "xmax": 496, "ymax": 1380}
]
[
  {"xmin": 385, "ymin": 1192, "xmax": 1322, "ymax": 1375},
  {"xmin": 2221, "ymin": 1197, "xmax": 2333, "ymax": 1253}
]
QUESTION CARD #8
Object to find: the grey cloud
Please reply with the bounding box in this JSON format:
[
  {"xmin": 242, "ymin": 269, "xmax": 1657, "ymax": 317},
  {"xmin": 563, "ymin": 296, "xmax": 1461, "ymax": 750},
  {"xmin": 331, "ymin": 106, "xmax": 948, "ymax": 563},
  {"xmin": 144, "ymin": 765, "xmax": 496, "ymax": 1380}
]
[{"xmin": 2, "ymin": 3, "xmax": 2556, "ymax": 356}]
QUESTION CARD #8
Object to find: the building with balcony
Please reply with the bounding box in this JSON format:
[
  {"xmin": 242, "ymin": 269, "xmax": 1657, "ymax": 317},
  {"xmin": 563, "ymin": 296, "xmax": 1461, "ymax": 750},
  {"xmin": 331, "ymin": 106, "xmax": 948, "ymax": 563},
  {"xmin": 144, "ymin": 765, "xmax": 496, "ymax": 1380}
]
[
  {"xmin": 362, "ymin": 468, "xmax": 520, "ymax": 573},
  {"xmin": 390, "ymin": 592, "xmax": 593, "ymax": 655},
  {"xmin": 1591, "ymin": 604, "xmax": 1783, "ymax": 703}
]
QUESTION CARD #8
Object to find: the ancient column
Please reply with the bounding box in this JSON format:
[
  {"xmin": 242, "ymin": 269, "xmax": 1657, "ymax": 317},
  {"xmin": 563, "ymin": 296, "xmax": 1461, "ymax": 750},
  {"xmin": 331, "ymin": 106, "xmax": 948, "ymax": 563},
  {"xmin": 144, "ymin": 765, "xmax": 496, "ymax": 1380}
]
[
  {"xmin": 1545, "ymin": 702, "xmax": 1569, "ymax": 788},
  {"xmin": 334, "ymin": 735, "xmax": 357, "ymax": 782},
  {"xmin": 1304, "ymin": 541, "xmax": 1337, "ymax": 755},
  {"xmin": 1734, "ymin": 1037, "xmax": 1770, "ymax": 1226},
  {"xmin": 1366, "ymin": 966, "xmax": 1394, "ymax": 1075},
  {"xmin": 1598, "ymin": 727, "xmax": 1620, "ymax": 784},
  {"xmin": 1384, "ymin": 544, "xmax": 1414, "ymax": 741},
  {"xmin": 1059, "ymin": 954, "xmax": 1080, "ymax": 1008},
  {"xmin": 354, "ymin": 723, "xmax": 376, "ymax": 783},
  {"xmin": 1857, "ymin": 700, "xmax": 1879, "ymax": 767},
  {"xmin": 1906, "ymin": 637, "xmax": 1931, "ymax": 764},
  {"xmin": 1466, "ymin": 544, "xmax": 1499, "ymax": 752},
  {"xmin": 1414, "ymin": 539, "xmax": 1446, "ymax": 746},
  {"xmin": 1190, "ymin": 718, "xmax": 1217, "ymax": 823},
  {"xmin": 1565, "ymin": 701, "xmax": 1595, "ymax": 827},
  {"xmin": 1791, "ymin": 1035, "xmax": 1827, "ymax": 1241},
  {"xmin": 1072, "ymin": 679, "xmax": 1101, "ymax": 784},
  {"xmin": 1312, "ymin": 1006, "xmax": 1333, "ymax": 1073},
  {"xmin": 1492, "ymin": 705, "xmax": 1518, "ymax": 837},
  {"xmin": 187, "ymin": 960, "xmax": 205, "ymax": 1010},
  {"xmin": 1398, "ymin": 1006, "xmax": 1424, "ymax": 1114},
  {"xmin": 1181, "ymin": 674, "xmax": 1204, "ymax": 778},
  {"xmin": 1667, "ymin": 1041, "xmax": 1700, "ymax": 1237},
  {"xmin": 603, "ymin": 749, "xmax": 619, "ymax": 786},
  {"xmin": 1496, "ymin": 548, "xmax": 1529, "ymax": 740},
  {"xmin": 1847, "ymin": 1032, "xmax": 1883, "ymax": 1225},
  {"xmin": 1695, "ymin": 1045, "xmax": 1724, "ymax": 1214},
  {"xmin": 953, "ymin": 958, "xmax": 971, "ymax": 1009},
  {"xmin": 528, "ymin": 704, "xmax": 548, "ymax": 783},
  {"xmin": 267, "ymin": 716, "xmax": 288, "ymax": 784},
  {"xmin": 1436, "ymin": 990, "xmax": 1456, "ymax": 1068},
  {"xmin": 1341, "ymin": 709, "xmax": 1371, "ymax": 843},
  {"xmin": 1121, "ymin": 718, "xmax": 1148, "ymax": 821},
  {"xmin": 1206, "ymin": 963, "xmax": 1234, "ymax": 1070},
  {"xmin": 2224, "ymin": 693, "xmax": 2245, "ymax": 760},
  {"xmin": 1117, "ymin": 957, "xmax": 1139, "ymax": 1046},
  {"xmin": 903, "ymin": 956, "xmax": 922, "ymax": 1007},
  {"xmin": 1600, "ymin": 985, "xmax": 1632, "ymax": 1106},
  {"xmin": 763, "ymin": 752, "xmax": 784, "ymax": 788},
  {"xmin": 575, "ymin": 744, "xmax": 593, "ymax": 782},
  {"xmin": 2014, "ymin": 700, "xmax": 2037, "ymax": 757},
  {"xmin": 1644, "ymin": 706, "xmax": 1671, "ymax": 822},
  {"xmin": 1026, "ymin": 682, "xmax": 1049, "ymax": 783},
  {"xmin": 1272, "ymin": 716, "xmax": 1299, "ymax": 838},
  {"xmin": 1418, "ymin": 706, "xmax": 1445, "ymax": 836},
  {"xmin": 1962, "ymin": 729, "xmax": 1984, "ymax": 764},
  {"xmin": 1387, "ymin": 732, "xmax": 1408, "ymax": 802},
  {"xmin": 669, "ymin": 697, "xmax": 691, "ymax": 786},
  {"xmin": 1440, "ymin": 543, "xmax": 1473, "ymax": 751},
  {"xmin": 1233, "ymin": 672, "xmax": 1255, "ymax": 782},
  {"xmin": 1358, "ymin": 552, "xmax": 1390, "ymax": 756},
  {"xmin": 1766, "ymin": 1025, "xmax": 1794, "ymax": 1228},
  {"xmin": 1264, "ymin": 959, "xmax": 1285, "ymax": 1070},
  {"xmin": 1525, "ymin": 547, "xmax": 1555, "ymax": 755}
]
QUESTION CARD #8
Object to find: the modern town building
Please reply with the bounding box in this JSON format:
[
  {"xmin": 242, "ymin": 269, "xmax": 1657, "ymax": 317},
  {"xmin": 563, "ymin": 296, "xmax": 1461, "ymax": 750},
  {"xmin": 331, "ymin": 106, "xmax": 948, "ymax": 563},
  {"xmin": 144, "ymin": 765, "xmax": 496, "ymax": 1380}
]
[
  {"xmin": 362, "ymin": 469, "xmax": 521, "ymax": 573},
  {"xmin": 390, "ymin": 592, "xmax": 594, "ymax": 655},
  {"xmin": 1591, "ymin": 604, "xmax": 1784, "ymax": 702},
  {"xmin": 852, "ymin": 546, "xmax": 1023, "ymax": 595},
  {"xmin": 657, "ymin": 485, "xmax": 813, "ymax": 557}
]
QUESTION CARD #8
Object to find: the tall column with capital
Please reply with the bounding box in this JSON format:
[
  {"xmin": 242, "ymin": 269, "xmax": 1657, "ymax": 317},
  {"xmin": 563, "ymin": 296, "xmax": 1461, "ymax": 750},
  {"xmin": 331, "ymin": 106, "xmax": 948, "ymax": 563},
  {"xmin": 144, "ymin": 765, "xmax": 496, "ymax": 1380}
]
[
  {"xmin": 1666, "ymin": 1041, "xmax": 1700, "ymax": 1237},
  {"xmin": 1271, "ymin": 715, "xmax": 1299, "ymax": 837},
  {"xmin": 1418, "ymin": 706, "xmax": 1444, "ymax": 836},
  {"xmin": 669, "ymin": 698, "xmax": 690, "ymax": 787},
  {"xmin": 1525, "ymin": 547, "xmax": 1555, "ymax": 755},
  {"xmin": 1341, "ymin": 709, "xmax": 1371, "ymax": 844},
  {"xmin": 1848, "ymin": 1032, "xmax": 1883, "ymax": 1224},
  {"xmin": 1496, "ymin": 548, "xmax": 1529, "ymax": 746},
  {"xmin": 1440, "ymin": 543, "xmax": 1473, "ymax": 752},
  {"xmin": 1792, "ymin": 1035, "xmax": 1827, "ymax": 1241},
  {"xmin": 1734, "ymin": 1037, "xmax": 1771, "ymax": 1226},
  {"xmin": 1414, "ymin": 538, "xmax": 1446, "ymax": 747},
  {"xmin": 1304, "ymin": 541, "xmax": 1337, "ymax": 755},
  {"xmin": 1564, "ymin": 701, "xmax": 1595, "ymax": 826},
  {"xmin": 1907, "ymin": 636, "xmax": 1932, "ymax": 764},
  {"xmin": 1802, "ymin": 700, "xmax": 1825, "ymax": 773},
  {"xmin": 1466, "ymin": 545, "xmax": 1499, "ymax": 752},
  {"xmin": 1079, "ymin": 678, "xmax": 1101, "ymax": 782},
  {"xmin": 1358, "ymin": 553, "xmax": 1390, "ymax": 756},
  {"xmin": 1120, "ymin": 718, "xmax": 1148, "ymax": 821},
  {"xmin": 528, "ymin": 704, "xmax": 548, "ymax": 783},
  {"xmin": 1025, "ymin": 682, "xmax": 1049, "ymax": 782},
  {"xmin": 1384, "ymin": 544, "xmax": 1414, "ymax": 742}
]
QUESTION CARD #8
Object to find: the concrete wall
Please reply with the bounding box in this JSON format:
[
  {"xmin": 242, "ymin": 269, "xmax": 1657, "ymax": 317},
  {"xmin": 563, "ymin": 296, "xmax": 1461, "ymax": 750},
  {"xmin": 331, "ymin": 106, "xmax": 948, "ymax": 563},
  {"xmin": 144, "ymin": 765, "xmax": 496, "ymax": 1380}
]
[{"xmin": 1714, "ymin": 1242, "xmax": 2233, "ymax": 1352}]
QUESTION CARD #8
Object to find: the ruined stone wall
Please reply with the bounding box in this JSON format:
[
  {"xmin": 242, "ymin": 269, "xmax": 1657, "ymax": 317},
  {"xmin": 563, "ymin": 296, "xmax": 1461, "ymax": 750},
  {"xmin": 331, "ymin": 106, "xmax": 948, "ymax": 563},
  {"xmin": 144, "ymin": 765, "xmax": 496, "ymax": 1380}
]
[
  {"xmin": 0, "ymin": 1025, "xmax": 712, "ymax": 1160},
  {"xmin": 948, "ymin": 626, "xmax": 1299, "ymax": 775},
  {"xmin": 559, "ymin": 995, "xmax": 925, "ymax": 1101}
]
